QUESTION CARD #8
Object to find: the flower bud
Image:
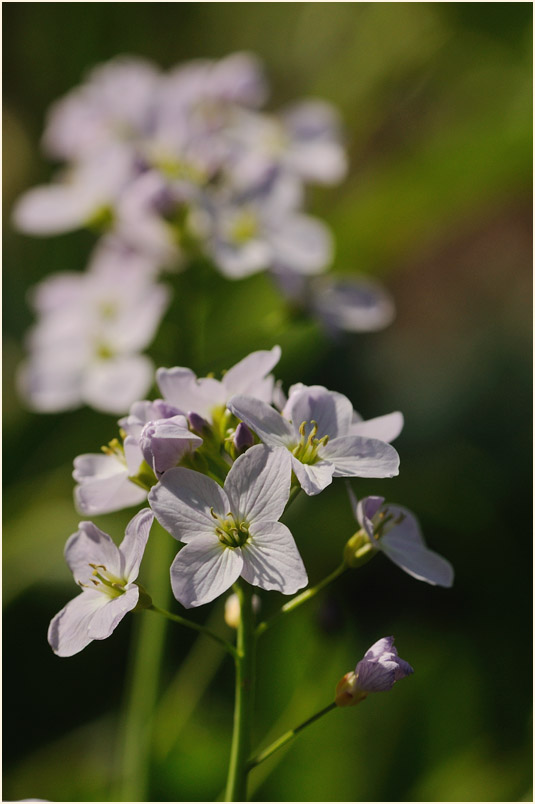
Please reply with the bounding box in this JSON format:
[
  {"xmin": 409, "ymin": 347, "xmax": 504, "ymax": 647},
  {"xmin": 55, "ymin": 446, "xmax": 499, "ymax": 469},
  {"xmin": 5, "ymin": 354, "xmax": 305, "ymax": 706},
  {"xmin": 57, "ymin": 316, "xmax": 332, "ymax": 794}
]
[
  {"xmin": 343, "ymin": 529, "xmax": 376, "ymax": 568},
  {"xmin": 335, "ymin": 671, "xmax": 367, "ymax": 707},
  {"xmin": 234, "ymin": 422, "xmax": 254, "ymax": 455},
  {"xmin": 335, "ymin": 636, "xmax": 413, "ymax": 707},
  {"xmin": 188, "ymin": 411, "xmax": 211, "ymax": 436},
  {"xmin": 224, "ymin": 592, "xmax": 261, "ymax": 628}
]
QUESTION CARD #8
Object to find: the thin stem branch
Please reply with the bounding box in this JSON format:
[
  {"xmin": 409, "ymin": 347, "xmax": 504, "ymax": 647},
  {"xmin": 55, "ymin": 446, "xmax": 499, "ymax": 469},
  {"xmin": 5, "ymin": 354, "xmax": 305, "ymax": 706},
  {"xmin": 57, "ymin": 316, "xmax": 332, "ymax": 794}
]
[
  {"xmin": 148, "ymin": 604, "xmax": 238, "ymax": 658},
  {"xmin": 248, "ymin": 701, "xmax": 337, "ymax": 770},
  {"xmin": 225, "ymin": 582, "xmax": 256, "ymax": 801},
  {"xmin": 256, "ymin": 563, "xmax": 347, "ymax": 637}
]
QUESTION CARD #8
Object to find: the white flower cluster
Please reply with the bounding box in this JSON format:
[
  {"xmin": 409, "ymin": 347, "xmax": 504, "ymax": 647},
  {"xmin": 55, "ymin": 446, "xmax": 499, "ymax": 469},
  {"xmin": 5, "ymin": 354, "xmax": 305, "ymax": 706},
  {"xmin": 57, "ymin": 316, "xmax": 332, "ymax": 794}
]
[
  {"xmin": 13, "ymin": 53, "xmax": 394, "ymax": 414},
  {"xmin": 49, "ymin": 347, "xmax": 453, "ymax": 657}
]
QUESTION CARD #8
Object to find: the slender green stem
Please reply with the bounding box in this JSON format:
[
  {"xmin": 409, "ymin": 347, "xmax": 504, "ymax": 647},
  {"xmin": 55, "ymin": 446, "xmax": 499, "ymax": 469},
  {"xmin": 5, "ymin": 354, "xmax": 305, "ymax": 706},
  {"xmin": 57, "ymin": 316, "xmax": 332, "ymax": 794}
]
[
  {"xmin": 149, "ymin": 604, "xmax": 238, "ymax": 658},
  {"xmin": 256, "ymin": 563, "xmax": 347, "ymax": 637},
  {"xmin": 225, "ymin": 582, "xmax": 256, "ymax": 802},
  {"xmin": 248, "ymin": 701, "xmax": 337, "ymax": 770}
]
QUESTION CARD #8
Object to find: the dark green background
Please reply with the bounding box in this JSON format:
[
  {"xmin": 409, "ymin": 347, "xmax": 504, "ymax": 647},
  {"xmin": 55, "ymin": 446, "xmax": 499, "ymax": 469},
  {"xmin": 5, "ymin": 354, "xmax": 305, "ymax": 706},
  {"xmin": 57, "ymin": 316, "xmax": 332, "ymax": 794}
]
[{"xmin": 3, "ymin": 3, "xmax": 532, "ymax": 801}]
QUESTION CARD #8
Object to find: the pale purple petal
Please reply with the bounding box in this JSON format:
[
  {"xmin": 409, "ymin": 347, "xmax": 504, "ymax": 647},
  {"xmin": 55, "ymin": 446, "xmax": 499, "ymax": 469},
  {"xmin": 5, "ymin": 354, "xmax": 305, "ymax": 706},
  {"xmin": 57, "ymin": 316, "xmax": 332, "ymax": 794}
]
[
  {"xmin": 240, "ymin": 521, "xmax": 307, "ymax": 594},
  {"xmin": 73, "ymin": 453, "xmax": 146, "ymax": 515},
  {"xmin": 283, "ymin": 386, "xmax": 353, "ymax": 439},
  {"xmin": 225, "ymin": 445, "xmax": 291, "ymax": 523},
  {"xmin": 48, "ymin": 590, "xmax": 108, "ymax": 657},
  {"xmin": 321, "ymin": 436, "xmax": 400, "ymax": 478},
  {"xmin": 64, "ymin": 522, "xmax": 121, "ymax": 585},
  {"xmin": 139, "ymin": 415, "xmax": 202, "ymax": 476},
  {"xmin": 222, "ymin": 346, "xmax": 281, "ymax": 399},
  {"xmin": 124, "ymin": 437, "xmax": 145, "ymax": 476},
  {"xmin": 148, "ymin": 467, "xmax": 229, "ymax": 543},
  {"xmin": 119, "ymin": 508, "xmax": 154, "ymax": 581},
  {"xmin": 355, "ymin": 658, "xmax": 397, "ymax": 692},
  {"xmin": 364, "ymin": 636, "xmax": 396, "ymax": 661},
  {"xmin": 213, "ymin": 238, "xmax": 272, "ymax": 279},
  {"xmin": 380, "ymin": 524, "xmax": 454, "ymax": 587},
  {"xmin": 291, "ymin": 456, "xmax": 335, "ymax": 495},
  {"xmin": 12, "ymin": 184, "xmax": 101, "ymax": 235},
  {"xmin": 350, "ymin": 412, "xmax": 404, "ymax": 443},
  {"xmin": 311, "ymin": 276, "xmax": 395, "ymax": 334},
  {"xmin": 356, "ymin": 495, "xmax": 385, "ymax": 538},
  {"xmin": 87, "ymin": 586, "xmax": 140, "ymax": 639},
  {"xmin": 156, "ymin": 367, "xmax": 226, "ymax": 420},
  {"xmin": 270, "ymin": 214, "xmax": 333, "ymax": 275},
  {"xmin": 233, "ymin": 422, "xmax": 254, "ymax": 453},
  {"xmin": 228, "ymin": 396, "xmax": 294, "ymax": 448},
  {"xmin": 170, "ymin": 537, "xmax": 243, "ymax": 608}
]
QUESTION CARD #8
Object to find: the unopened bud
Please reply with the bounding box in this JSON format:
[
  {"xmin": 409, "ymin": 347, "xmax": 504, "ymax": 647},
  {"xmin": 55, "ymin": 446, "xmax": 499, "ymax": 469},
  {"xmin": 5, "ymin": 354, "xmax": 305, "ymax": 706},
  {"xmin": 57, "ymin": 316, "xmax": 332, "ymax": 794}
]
[
  {"xmin": 343, "ymin": 530, "xmax": 376, "ymax": 568},
  {"xmin": 233, "ymin": 422, "xmax": 254, "ymax": 455},
  {"xmin": 188, "ymin": 411, "xmax": 210, "ymax": 436},
  {"xmin": 224, "ymin": 592, "xmax": 261, "ymax": 628}
]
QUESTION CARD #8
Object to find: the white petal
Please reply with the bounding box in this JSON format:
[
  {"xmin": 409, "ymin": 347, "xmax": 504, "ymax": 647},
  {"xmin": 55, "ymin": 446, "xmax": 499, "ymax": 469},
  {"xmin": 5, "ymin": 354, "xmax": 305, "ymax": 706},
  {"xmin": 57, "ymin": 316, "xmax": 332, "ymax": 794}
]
[
  {"xmin": 225, "ymin": 445, "xmax": 291, "ymax": 523},
  {"xmin": 321, "ymin": 436, "xmax": 400, "ymax": 478},
  {"xmin": 349, "ymin": 412, "xmax": 404, "ymax": 443},
  {"xmin": 48, "ymin": 590, "xmax": 108, "ymax": 657},
  {"xmin": 212, "ymin": 238, "xmax": 272, "ymax": 279},
  {"xmin": 119, "ymin": 508, "xmax": 154, "ymax": 581},
  {"xmin": 227, "ymin": 395, "xmax": 294, "ymax": 448},
  {"xmin": 170, "ymin": 537, "xmax": 243, "ymax": 608},
  {"xmin": 240, "ymin": 521, "xmax": 307, "ymax": 594},
  {"xmin": 73, "ymin": 453, "xmax": 146, "ymax": 515},
  {"xmin": 283, "ymin": 385, "xmax": 353, "ymax": 438},
  {"xmin": 379, "ymin": 507, "xmax": 454, "ymax": 587},
  {"xmin": 87, "ymin": 586, "xmax": 140, "ymax": 639},
  {"xmin": 82, "ymin": 355, "xmax": 154, "ymax": 415},
  {"xmin": 291, "ymin": 456, "xmax": 335, "ymax": 495},
  {"xmin": 148, "ymin": 467, "xmax": 229, "ymax": 543},
  {"xmin": 12, "ymin": 184, "xmax": 99, "ymax": 235},
  {"xmin": 156, "ymin": 367, "xmax": 226, "ymax": 420},
  {"xmin": 222, "ymin": 346, "xmax": 281, "ymax": 399},
  {"xmin": 17, "ymin": 356, "xmax": 83, "ymax": 413},
  {"xmin": 64, "ymin": 522, "xmax": 121, "ymax": 585}
]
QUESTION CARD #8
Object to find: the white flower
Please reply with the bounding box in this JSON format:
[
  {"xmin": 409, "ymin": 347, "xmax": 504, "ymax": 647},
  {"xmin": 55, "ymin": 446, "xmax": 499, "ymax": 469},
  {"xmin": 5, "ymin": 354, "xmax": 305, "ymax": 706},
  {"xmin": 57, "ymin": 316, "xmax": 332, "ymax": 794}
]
[
  {"xmin": 148, "ymin": 445, "xmax": 307, "ymax": 607},
  {"xmin": 48, "ymin": 509, "xmax": 153, "ymax": 657}
]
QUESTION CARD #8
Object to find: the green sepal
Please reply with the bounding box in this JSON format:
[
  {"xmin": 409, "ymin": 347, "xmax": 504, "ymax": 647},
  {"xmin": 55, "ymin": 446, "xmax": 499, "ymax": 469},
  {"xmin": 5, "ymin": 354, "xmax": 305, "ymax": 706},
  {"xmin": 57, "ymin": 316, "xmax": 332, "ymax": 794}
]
[{"xmin": 343, "ymin": 530, "xmax": 377, "ymax": 568}]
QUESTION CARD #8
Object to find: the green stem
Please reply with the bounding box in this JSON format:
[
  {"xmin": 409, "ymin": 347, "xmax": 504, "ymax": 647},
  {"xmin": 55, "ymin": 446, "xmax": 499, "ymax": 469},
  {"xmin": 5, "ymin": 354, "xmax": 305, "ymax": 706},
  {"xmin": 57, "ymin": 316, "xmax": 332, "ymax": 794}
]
[
  {"xmin": 248, "ymin": 701, "xmax": 337, "ymax": 770},
  {"xmin": 149, "ymin": 604, "xmax": 238, "ymax": 659},
  {"xmin": 225, "ymin": 582, "xmax": 256, "ymax": 802},
  {"xmin": 256, "ymin": 563, "xmax": 347, "ymax": 637}
]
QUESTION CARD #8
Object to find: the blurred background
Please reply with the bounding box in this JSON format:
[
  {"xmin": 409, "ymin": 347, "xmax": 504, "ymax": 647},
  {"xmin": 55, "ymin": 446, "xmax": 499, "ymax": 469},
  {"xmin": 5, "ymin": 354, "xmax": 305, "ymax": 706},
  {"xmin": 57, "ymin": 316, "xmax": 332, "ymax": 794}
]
[{"xmin": 3, "ymin": 3, "xmax": 532, "ymax": 802}]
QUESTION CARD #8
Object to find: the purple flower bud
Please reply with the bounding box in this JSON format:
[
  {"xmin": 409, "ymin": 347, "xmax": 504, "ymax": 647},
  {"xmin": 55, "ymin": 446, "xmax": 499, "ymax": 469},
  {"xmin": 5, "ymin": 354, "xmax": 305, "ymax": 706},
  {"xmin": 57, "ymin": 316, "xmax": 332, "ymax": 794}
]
[
  {"xmin": 335, "ymin": 636, "xmax": 413, "ymax": 706},
  {"xmin": 233, "ymin": 421, "xmax": 254, "ymax": 454},
  {"xmin": 188, "ymin": 411, "xmax": 210, "ymax": 435}
]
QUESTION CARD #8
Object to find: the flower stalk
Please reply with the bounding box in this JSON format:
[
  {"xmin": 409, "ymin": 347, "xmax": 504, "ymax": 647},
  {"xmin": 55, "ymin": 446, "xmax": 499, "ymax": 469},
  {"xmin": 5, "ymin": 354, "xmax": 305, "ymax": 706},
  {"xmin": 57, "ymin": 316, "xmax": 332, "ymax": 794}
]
[{"xmin": 225, "ymin": 581, "xmax": 256, "ymax": 801}]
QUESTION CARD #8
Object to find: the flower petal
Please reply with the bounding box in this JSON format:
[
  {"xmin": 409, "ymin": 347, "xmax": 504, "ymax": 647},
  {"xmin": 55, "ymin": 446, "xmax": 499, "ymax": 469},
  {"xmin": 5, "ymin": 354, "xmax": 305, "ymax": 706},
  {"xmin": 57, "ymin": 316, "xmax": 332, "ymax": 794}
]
[
  {"xmin": 380, "ymin": 514, "xmax": 454, "ymax": 587},
  {"xmin": 240, "ymin": 521, "xmax": 308, "ymax": 594},
  {"xmin": 87, "ymin": 586, "xmax": 140, "ymax": 639},
  {"xmin": 228, "ymin": 395, "xmax": 294, "ymax": 448},
  {"xmin": 291, "ymin": 456, "xmax": 335, "ymax": 495},
  {"xmin": 47, "ymin": 590, "xmax": 108, "ymax": 657},
  {"xmin": 82, "ymin": 355, "xmax": 154, "ymax": 415},
  {"xmin": 222, "ymin": 346, "xmax": 280, "ymax": 400},
  {"xmin": 321, "ymin": 436, "xmax": 400, "ymax": 478},
  {"xmin": 225, "ymin": 445, "xmax": 291, "ymax": 523},
  {"xmin": 73, "ymin": 453, "xmax": 146, "ymax": 515},
  {"xmin": 139, "ymin": 415, "xmax": 202, "ymax": 476},
  {"xmin": 148, "ymin": 467, "xmax": 229, "ymax": 543},
  {"xmin": 283, "ymin": 385, "xmax": 353, "ymax": 438},
  {"xmin": 355, "ymin": 658, "xmax": 397, "ymax": 692},
  {"xmin": 119, "ymin": 508, "xmax": 154, "ymax": 581},
  {"xmin": 170, "ymin": 537, "xmax": 243, "ymax": 607},
  {"xmin": 350, "ymin": 412, "xmax": 404, "ymax": 443},
  {"xmin": 64, "ymin": 522, "xmax": 121, "ymax": 585},
  {"xmin": 156, "ymin": 367, "xmax": 226, "ymax": 420}
]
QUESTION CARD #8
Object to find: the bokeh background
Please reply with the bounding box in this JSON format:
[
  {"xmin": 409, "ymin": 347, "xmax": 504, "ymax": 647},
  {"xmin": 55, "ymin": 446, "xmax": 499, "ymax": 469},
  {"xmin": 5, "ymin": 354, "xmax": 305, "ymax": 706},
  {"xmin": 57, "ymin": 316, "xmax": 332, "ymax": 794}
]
[{"xmin": 3, "ymin": 3, "xmax": 532, "ymax": 802}]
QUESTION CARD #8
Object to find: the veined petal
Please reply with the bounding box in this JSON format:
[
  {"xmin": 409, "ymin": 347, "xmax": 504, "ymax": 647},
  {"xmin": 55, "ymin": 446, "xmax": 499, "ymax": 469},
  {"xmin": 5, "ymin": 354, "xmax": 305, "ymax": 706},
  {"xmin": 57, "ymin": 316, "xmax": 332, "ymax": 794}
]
[
  {"xmin": 148, "ymin": 467, "xmax": 229, "ymax": 543},
  {"xmin": 225, "ymin": 445, "xmax": 291, "ymax": 523},
  {"xmin": 156, "ymin": 367, "xmax": 226, "ymax": 420},
  {"xmin": 355, "ymin": 658, "xmax": 397, "ymax": 693},
  {"xmin": 291, "ymin": 456, "xmax": 335, "ymax": 495},
  {"xmin": 321, "ymin": 436, "xmax": 400, "ymax": 478},
  {"xmin": 380, "ymin": 525, "xmax": 454, "ymax": 587},
  {"xmin": 349, "ymin": 412, "xmax": 404, "ymax": 443},
  {"xmin": 283, "ymin": 385, "xmax": 353, "ymax": 438},
  {"xmin": 73, "ymin": 454, "xmax": 146, "ymax": 515},
  {"xmin": 139, "ymin": 415, "xmax": 202, "ymax": 476},
  {"xmin": 48, "ymin": 590, "xmax": 109, "ymax": 657},
  {"xmin": 228, "ymin": 395, "xmax": 294, "ymax": 448},
  {"xmin": 65, "ymin": 522, "xmax": 121, "ymax": 585},
  {"xmin": 222, "ymin": 346, "xmax": 281, "ymax": 399},
  {"xmin": 87, "ymin": 586, "xmax": 140, "ymax": 639},
  {"xmin": 240, "ymin": 521, "xmax": 308, "ymax": 594},
  {"xmin": 356, "ymin": 495, "xmax": 385, "ymax": 539},
  {"xmin": 119, "ymin": 508, "xmax": 154, "ymax": 581},
  {"xmin": 170, "ymin": 537, "xmax": 243, "ymax": 608}
]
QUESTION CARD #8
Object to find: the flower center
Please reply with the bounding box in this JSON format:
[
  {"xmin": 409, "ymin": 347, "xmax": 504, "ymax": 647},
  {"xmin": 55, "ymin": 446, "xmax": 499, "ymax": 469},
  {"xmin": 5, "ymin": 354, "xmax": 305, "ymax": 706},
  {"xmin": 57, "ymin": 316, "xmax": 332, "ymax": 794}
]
[
  {"xmin": 372, "ymin": 509, "xmax": 405, "ymax": 539},
  {"xmin": 291, "ymin": 420, "xmax": 329, "ymax": 465},
  {"xmin": 82, "ymin": 563, "xmax": 126, "ymax": 598},
  {"xmin": 212, "ymin": 509, "xmax": 250, "ymax": 548},
  {"xmin": 230, "ymin": 209, "xmax": 259, "ymax": 244}
]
